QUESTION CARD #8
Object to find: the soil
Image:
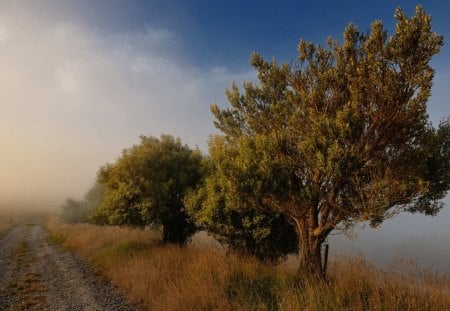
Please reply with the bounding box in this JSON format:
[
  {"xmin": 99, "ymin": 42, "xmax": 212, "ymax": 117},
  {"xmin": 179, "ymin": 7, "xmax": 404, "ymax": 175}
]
[{"xmin": 0, "ymin": 224, "xmax": 137, "ymax": 311}]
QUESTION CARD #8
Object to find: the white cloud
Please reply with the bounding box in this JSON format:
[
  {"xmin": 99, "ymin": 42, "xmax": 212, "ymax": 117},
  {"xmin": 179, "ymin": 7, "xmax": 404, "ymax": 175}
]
[{"xmin": 0, "ymin": 3, "xmax": 253, "ymax": 206}]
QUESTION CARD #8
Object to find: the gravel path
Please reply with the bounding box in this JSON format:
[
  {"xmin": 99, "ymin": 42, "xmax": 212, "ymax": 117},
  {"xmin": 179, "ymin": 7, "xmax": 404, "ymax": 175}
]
[{"xmin": 0, "ymin": 224, "xmax": 137, "ymax": 311}]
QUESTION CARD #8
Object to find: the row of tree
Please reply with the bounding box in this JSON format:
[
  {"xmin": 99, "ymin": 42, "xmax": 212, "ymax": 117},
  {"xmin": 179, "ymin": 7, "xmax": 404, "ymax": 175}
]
[{"xmin": 62, "ymin": 7, "xmax": 450, "ymax": 279}]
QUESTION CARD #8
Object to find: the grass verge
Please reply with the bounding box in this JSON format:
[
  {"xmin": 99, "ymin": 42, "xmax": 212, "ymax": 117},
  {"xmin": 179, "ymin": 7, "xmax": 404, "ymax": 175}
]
[
  {"xmin": 0, "ymin": 221, "xmax": 12, "ymax": 239},
  {"xmin": 45, "ymin": 217, "xmax": 450, "ymax": 310}
]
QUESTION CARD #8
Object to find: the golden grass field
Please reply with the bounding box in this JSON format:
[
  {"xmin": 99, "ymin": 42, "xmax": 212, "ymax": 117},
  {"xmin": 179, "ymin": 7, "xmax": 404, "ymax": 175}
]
[{"xmin": 43, "ymin": 217, "xmax": 450, "ymax": 311}]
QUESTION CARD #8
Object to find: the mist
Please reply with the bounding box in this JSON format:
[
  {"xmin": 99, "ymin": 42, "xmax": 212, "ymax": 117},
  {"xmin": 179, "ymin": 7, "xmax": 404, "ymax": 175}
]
[{"xmin": 0, "ymin": 1, "xmax": 251, "ymax": 209}]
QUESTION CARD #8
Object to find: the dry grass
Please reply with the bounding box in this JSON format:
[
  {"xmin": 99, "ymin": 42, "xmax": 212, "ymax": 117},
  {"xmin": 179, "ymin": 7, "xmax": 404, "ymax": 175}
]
[
  {"xmin": 279, "ymin": 256, "xmax": 450, "ymax": 310},
  {"xmin": 0, "ymin": 222, "xmax": 12, "ymax": 239},
  {"xmin": 45, "ymin": 217, "xmax": 450, "ymax": 311},
  {"xmin": 1, "ymin": 207, "xmax": 49, "ymax": 223},
  {"xmin": 0, "ymin": 212, "xmax": 14, "ymax": 238},
  {"xmin": 0, "ymin": 209, "xmax": 51, "ymax": 238},
  {"xmin": 0, "ymin": 212, "xmax": 17, "ymax": 238}
]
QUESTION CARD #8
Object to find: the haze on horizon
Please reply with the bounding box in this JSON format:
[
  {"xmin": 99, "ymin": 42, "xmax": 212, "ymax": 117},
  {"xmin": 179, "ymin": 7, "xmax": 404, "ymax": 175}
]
[
  {"xmin": 1, "ymin": 0, "xmax": 450, "ymax": 271},
  {"xmin": 0, "ymin": 0, "xmax": 253, "ymax": 209}
]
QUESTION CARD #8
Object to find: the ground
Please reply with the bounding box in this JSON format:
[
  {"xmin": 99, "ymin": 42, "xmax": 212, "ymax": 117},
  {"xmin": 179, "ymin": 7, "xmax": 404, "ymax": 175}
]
[{"xmin": 0, "ymin": 224, "xmax": 136, "ymax": 311}]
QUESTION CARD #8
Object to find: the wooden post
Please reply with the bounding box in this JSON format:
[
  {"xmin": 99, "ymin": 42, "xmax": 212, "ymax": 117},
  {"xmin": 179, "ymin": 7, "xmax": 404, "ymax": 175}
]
[{"xmin": 322, "ymin": 243, "xmax": 329, "ymax": 275}]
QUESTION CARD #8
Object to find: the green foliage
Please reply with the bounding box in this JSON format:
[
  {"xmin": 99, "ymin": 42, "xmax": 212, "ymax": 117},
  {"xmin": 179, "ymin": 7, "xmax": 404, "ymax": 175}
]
[
  {"xmin": 94, "ymin": 134, "xmax": 203, "ymax": 245},
  {"xmin": 185, "ymin": 139, "xmax": 298, "ymax": 263},
  {"xmin": 84, "ymin": 182, "xmax": 105, "ymax": 210},
  {"xmin": 209, "ymin": 6, "xmax": 448, "ymax": 277},
  {"xmin": 61, "ymin": 183, "xmax": 104, "ymax": 224},
  {"xmin": 94, "ymin": 240, "xmax": 150, "ymax": 267},
  {"xmin": 410, "ymin": 119, "xmax": 450, "ymax": 214},
  {"xmin": 47, "ymin": 230, "xmax": 67, "ymax": 245},
  {"xmin": 61, "ymin": 198, "xmax": 84, "ymax": 223}
]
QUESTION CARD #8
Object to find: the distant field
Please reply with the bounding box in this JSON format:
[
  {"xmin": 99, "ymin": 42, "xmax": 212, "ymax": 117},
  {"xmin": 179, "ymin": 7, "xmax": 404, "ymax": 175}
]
[
  {"xmin": 0, "ymin": 207, "xmax": 53, "ymax": 238},
  {"xmin": 45, "ymin": 217, "xmax": 450, "ymax": 311},
  {"xmin": 0, "ymin": 221, "xmax": 11, "ymax": 239}
]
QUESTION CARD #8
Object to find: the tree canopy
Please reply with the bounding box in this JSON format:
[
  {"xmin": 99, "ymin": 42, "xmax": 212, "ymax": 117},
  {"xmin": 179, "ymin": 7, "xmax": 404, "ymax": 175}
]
[
  {"xmin": 94, "ymin": 134, "xmax": 204, "ymax": 245},
  {"xmin": 207, "ymin": 6, "xmax": 449, "ymax": 278},
  {"xmin": 185, "ymin": 140, "xmax": 298, "ymax": 263}
]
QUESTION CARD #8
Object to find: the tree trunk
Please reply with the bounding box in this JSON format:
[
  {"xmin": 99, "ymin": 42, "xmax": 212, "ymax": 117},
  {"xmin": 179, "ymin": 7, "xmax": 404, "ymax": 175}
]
[
  {"xmin": 161, "ymin": 212, "xmax": 195, "ymax": 245},
  {"xmin": 162, "ymin": 224, "xmax": 171, "ymax": 244},
  {"xmin": 298, "ymin": 237, "xmax": 324, "ymax": 280},
  {"xmin": 294, "ymin": 218, "xmax": 326, "ymax": 281},
  {"xmin": 162, "ymin": 221, "xmax": 182, "ymax": 244}
]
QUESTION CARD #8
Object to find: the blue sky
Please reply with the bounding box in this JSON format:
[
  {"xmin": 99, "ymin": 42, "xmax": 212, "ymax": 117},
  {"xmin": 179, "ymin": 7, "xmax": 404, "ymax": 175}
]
[
  {"xmin": 39, "ymin": 1, "xmax": 450, "ymax": 70},
  {"xmin": 150, "ymin": 0, "xmax": 450, "ymax": 71},
  {"xmin": 33, "ymin": 0, "xmax": 449, "ymax": 122},
  {"xmin": 0, "ymin": 1, "xmax": 449, "ymax": 269}
]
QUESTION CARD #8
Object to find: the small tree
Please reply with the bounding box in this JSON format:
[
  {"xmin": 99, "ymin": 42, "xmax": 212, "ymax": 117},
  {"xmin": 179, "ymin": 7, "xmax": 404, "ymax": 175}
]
[
  {"xmin": 84, "ymin": 182, "xmax": 105, "ymax": 209},
  {"xmin": 185, "ymin": 142, "xmax": 298, "ymax": 263},
  {"xmin": 61, "ymin": 183, "xmax": 104, "ymax": 223},
  {"xmin": 210, "ymin": 7, "xmax": 450, "ymax": 279},
  {"xmin": 61, "ymin": 198, "xmax": 84, "ymax": 223},
  {"xmin": 95, "ymin": 134, "xmax": 203, "ymax": 245}
]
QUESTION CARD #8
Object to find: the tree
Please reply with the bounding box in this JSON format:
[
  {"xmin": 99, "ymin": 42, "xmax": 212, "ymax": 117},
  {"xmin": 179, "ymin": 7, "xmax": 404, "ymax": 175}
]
[
  {"xmin": 61, "ymin": 183, "xmax": 104, "ymax": 223},
  {"xmin": 95, "ymin": 134, "xmax": 204, "ymax": 245},
  {"xmin": 84, "ymin": 182, "xmax": 105, "ymax": 209},
  {"xmin": 61, "ymin": 198, "xmax": 84, "ymax": 223},
  {"xmin": 185, "ymin": 144, "xmax": 298, "ymax": 263},
  {"xmin": 209, "ymin": 6, "xmax": 449, "ymax": 279}
]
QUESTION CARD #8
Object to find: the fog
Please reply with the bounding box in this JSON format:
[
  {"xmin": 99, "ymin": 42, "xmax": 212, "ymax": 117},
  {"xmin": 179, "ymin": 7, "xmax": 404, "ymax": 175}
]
[
  {"xmin": 0, "ymin": 0, "xmax": 251, "ymax": 208},
  {"xmin": 0, "ymin": 1, "xmax": 449, "ymax": 272},
  {"xmin": 330, "ymin": 197, "xmax": 450, "ymax": 273}
]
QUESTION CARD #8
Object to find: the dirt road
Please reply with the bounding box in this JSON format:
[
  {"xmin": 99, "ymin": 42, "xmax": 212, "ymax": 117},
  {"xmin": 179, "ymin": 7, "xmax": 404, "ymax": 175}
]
[{"xmin": 0, "ymin": 224, "xmax": 136, "ymax": 310}]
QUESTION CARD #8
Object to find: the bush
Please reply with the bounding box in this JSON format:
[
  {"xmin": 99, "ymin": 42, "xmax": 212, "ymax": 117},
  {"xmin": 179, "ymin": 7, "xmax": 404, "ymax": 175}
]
[{"xmin": 185, "ymin": 169, "xmax": 298, "ymax": 263}]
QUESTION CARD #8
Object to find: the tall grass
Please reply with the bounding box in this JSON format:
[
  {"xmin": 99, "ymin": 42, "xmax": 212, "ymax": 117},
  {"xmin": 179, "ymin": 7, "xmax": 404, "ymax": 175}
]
[
  {"xmin": 45, "ymin": 217, "xmax": 450, "ymax": 310},
  {"xmin": 0, "ymin": 211, "xmax": 23, "ymax": 238}
]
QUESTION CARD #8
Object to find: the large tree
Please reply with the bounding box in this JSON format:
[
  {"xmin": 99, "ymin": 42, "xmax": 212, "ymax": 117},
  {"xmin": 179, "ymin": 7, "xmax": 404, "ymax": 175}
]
[
  {"xmin": 95, "ymin": 135, "xmax": 204, "ymax": 245},
  {"xmin": 209, "ymin": 6, "xmax": 450, "ymax": 278}
]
